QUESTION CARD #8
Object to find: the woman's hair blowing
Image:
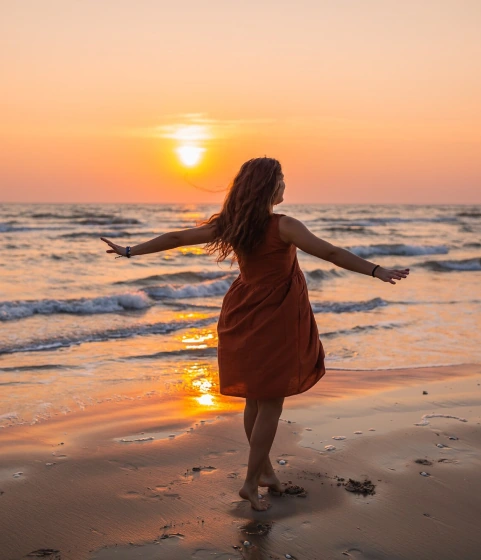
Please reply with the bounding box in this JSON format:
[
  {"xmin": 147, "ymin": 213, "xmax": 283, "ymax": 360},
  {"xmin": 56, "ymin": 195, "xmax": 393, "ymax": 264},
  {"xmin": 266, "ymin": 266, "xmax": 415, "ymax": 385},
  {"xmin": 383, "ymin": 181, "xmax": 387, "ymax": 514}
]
[{"xmin": 203, "ymin": 157, "xmax": 282, "ymax": 263}]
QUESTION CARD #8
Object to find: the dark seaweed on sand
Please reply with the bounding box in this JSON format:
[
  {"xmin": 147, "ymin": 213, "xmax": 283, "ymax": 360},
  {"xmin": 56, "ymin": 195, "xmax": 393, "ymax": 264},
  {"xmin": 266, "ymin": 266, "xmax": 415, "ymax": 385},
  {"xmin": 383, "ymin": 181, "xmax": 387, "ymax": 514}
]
[{"xmin": 344, "ymin": 478, "xmax": 376, "ymax": 495}]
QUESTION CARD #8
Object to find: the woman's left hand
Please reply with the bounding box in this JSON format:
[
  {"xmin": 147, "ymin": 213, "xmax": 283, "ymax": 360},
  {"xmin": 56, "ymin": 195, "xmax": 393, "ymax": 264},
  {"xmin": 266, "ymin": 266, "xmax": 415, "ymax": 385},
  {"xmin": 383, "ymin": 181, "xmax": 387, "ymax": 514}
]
[{"xmin": 100, "ymin": 237, "xmax": 127, "ymax": 258}]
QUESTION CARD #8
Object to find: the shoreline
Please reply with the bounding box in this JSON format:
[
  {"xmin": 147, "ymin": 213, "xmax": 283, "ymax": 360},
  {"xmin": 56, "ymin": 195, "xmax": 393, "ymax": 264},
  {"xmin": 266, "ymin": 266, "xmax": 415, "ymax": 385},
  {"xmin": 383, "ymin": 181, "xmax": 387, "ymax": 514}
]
[{"xmin": 1, "ymin": 362, "xmax": 480, "ymax": 560}]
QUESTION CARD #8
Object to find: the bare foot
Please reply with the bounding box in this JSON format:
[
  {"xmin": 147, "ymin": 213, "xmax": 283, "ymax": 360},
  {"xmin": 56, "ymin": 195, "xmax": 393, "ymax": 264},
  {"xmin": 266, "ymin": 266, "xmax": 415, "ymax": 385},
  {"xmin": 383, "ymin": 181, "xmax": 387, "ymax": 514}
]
[
  {"xmin": 239, "ymin": 483, "xmax": 270, "ymax": 511},
  {"xmin": 258, "ymin": 473, "xmax": 284, "ymax": 494}
]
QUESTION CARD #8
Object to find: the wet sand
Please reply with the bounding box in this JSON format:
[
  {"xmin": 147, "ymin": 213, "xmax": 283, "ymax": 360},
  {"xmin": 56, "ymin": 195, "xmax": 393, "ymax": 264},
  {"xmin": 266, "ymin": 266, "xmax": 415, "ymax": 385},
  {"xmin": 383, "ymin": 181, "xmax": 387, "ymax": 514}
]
[{"xmin": 1, "ymin": 363, "xmax": 481, "ymax": 560}]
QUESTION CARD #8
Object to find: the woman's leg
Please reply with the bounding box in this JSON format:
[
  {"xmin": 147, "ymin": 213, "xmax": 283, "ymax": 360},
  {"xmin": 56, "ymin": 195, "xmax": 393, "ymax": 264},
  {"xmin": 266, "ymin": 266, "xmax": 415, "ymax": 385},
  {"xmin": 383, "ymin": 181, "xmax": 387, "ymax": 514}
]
[
  {"xmin": 239, "ymin": 396, "xmax": 284, "ymax": 510},
  {"xmin": 243, "ymin": 399, "xmax": 283, "ymax": 492}
]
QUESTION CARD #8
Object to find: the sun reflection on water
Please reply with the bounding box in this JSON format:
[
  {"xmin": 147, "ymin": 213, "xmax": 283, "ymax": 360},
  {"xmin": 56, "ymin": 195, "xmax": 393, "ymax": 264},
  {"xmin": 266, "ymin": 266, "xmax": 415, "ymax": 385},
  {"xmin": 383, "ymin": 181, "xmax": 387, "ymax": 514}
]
[{"xmin": 182, "ymin": 330, "xmax": 215, "ymax": 349}]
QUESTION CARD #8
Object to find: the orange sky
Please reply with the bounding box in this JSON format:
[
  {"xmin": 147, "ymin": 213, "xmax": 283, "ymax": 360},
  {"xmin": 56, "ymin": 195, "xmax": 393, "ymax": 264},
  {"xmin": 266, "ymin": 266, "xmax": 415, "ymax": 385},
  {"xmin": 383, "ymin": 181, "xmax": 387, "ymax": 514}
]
[{"xmin": 1, "ymin": 1, "xmax": 480, "ymax": 204}]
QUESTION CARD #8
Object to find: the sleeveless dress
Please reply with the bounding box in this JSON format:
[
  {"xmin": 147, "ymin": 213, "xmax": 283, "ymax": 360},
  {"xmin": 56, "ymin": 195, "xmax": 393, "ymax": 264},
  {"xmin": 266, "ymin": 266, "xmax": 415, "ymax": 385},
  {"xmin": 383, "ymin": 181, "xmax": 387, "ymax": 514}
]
[{"xmin": 217, "ymin": 213, "xmax": 326, "ymax": 399}]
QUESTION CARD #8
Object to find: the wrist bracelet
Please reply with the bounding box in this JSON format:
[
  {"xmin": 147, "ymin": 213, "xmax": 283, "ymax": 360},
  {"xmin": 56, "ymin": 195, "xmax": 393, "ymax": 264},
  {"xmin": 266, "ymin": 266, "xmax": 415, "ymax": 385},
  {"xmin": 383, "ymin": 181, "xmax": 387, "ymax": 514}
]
[
  {"xmin": 126, "ymin": 246, "xmax": 131, "ymax": 258},
  {"xmin": 371, "ymin": 264, "xmax": 380, "ymax": 277}
]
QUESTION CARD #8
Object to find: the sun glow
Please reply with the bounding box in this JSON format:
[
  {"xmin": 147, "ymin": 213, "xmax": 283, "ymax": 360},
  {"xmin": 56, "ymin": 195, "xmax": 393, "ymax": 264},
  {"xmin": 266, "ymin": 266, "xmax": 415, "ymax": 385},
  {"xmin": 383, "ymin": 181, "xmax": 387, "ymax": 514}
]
[{"xmin": 176, "ymin": 145, "xmax": 205, "ymax": 167}]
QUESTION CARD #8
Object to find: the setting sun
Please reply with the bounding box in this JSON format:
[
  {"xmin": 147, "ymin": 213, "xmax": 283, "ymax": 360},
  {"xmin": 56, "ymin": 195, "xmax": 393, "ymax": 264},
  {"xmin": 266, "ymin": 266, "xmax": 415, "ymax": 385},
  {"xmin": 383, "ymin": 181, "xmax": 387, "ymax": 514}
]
[{"xmin": 176, "ymin": 145, "xmax": 205, "ymax": 167}]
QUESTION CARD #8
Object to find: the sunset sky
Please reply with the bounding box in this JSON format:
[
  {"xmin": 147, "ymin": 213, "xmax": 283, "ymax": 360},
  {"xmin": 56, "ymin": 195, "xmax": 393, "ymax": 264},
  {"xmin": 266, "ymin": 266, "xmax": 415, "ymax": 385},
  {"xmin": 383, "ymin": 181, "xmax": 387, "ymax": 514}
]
[{"xmin": 1, "ymin": 0, "xmax": 480, "ymax": 204}]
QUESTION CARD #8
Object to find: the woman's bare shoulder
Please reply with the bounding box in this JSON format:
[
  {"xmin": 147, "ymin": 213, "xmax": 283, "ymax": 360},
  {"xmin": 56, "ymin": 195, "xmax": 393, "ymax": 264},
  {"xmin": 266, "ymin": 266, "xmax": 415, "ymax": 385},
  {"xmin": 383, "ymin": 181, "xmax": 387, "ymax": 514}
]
[{"xmin": 277, "ymin": 215, "xmax": 304, "ymax": 244}]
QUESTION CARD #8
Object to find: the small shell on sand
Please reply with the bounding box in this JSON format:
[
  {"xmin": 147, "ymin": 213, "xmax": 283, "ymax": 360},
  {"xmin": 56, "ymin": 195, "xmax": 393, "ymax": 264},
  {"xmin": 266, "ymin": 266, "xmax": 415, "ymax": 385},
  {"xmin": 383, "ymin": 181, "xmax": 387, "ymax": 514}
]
[
  {"xmin": 420, "ymin": 471, "xmax": 430, "ymax": 476},
  {"xmin": 278, "ymin": 459, "xmax": 287, "ymax": 465},
  {"xmin": 13, "ymin": 472, "xmax": 23, "ymax": 478},
  {"xmin": 354, "ymin": 431, "xmax": 363, "ymax": 434},
  {"xmin": 305, "ymin": 428, "xmax": 312, "ymax": 431},
  {"xmin": 436, "ymin": 443, "xmax": 448, "ymax": 448},
  {"xmin": 332, "ymin": 436, "xmax": 346, "ymax": 440},
  {"xmin": 448, "ymin": 435, "xmax": 458, "ymax": 440},
  {"xmin": 368, "ymin": 428, "xmax": 376, "ymax": 431},
  {"xmin": 243, "ymin": 541, "xmax": 251, "ymax": 547},
  {"xmin": 324, "ymin": 445, "xmax": 336, "ymax": 451}
]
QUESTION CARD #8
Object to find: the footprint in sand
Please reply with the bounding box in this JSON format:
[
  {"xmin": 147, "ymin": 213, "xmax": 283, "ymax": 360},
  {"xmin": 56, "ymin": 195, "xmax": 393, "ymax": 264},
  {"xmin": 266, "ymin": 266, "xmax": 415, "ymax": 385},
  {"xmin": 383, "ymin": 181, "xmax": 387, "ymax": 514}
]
[
  {"xmin": 192, "ymin": 551, "xmax": 233, "ymax": 560},
  {"xmin": 120, "ymin": 489, "xmax": 164, "ymax": 502},
  {"xmin": 107, "ymin": 459, "xmax": 140, "ymax": 471},
  {"xmin": 164, "ymin": 492, "xmax": 181, "ymax": 499},
  {"xmin": 206, "ymin": 449, "xmax": 238, "ymax": 459},
  {"xmin": 342, "ymin": 548, "xmax": 364, "ymax": 558}
]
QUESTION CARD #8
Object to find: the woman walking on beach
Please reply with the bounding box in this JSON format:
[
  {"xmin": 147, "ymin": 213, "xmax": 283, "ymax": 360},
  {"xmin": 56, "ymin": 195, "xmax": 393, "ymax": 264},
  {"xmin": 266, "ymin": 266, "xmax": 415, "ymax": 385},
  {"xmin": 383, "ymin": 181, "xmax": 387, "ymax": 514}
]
[{"xmin": 101, "ymin": 157, "xmax": 410, "ymax": 511}]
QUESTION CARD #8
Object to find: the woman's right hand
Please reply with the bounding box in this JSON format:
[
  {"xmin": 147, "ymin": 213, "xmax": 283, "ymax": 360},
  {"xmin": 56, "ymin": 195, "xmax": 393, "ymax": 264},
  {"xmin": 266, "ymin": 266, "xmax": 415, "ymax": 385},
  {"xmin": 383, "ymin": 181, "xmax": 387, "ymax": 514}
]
[
  {"xmin": 100, "ymin": 237, "xmax": 127, "ymax": 258},
  {"xmin": 375, "ymin": 267, "xmax": 410, "ymax": 284}
]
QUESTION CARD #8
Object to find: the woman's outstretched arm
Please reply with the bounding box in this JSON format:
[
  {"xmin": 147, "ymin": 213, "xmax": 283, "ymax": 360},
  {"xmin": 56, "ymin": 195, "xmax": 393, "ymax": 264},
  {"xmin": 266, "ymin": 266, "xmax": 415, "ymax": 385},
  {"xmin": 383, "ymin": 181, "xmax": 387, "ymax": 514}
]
[
  {"xmin": 100, "ymin": 223, "xmax": 216, "ymax": 257},
  {"xmin": 278, "ymin": 215, "xmax": 409, "ymax": 284}
]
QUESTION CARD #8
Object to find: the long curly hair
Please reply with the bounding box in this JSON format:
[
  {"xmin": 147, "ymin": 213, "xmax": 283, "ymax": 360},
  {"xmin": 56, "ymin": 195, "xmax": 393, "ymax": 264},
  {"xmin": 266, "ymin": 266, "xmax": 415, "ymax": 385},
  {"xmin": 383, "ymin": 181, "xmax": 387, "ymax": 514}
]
[{"xmin": 202, "ymin": 157, "xmax": 283, "ymax": 264}]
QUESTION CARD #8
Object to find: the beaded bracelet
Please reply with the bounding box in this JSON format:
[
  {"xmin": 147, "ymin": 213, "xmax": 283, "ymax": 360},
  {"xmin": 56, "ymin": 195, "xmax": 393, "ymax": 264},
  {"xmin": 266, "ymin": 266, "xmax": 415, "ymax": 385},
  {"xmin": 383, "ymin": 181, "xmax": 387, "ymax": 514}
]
[{"xmin": 115, "ymin": 246, "xmax": 132, "ymax": 259}]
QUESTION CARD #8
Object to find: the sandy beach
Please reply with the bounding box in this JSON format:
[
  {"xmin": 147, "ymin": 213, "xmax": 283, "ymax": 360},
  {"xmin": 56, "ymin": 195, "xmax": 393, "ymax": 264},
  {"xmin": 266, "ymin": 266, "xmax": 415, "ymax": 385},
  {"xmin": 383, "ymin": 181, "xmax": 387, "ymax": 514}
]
[{"xmin": 1, "ymin": 362, "xmax": 480, "ymax": 560}]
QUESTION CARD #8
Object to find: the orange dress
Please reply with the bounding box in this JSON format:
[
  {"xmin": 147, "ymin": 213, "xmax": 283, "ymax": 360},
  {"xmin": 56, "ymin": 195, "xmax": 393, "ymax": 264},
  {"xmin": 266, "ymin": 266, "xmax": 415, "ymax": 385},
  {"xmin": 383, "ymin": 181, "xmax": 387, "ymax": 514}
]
[{"xmin": 217, "ymin": 213, "xmax": 326, "ymax": 399}]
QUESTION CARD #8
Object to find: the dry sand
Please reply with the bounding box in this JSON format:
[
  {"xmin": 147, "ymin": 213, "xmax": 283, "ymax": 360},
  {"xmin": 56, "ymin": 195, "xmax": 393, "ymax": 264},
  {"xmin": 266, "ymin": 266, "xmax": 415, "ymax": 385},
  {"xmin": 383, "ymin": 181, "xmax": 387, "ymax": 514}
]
[{"xmin": 1, "ymin": 363, "xmax": 481, "ymax": 560}]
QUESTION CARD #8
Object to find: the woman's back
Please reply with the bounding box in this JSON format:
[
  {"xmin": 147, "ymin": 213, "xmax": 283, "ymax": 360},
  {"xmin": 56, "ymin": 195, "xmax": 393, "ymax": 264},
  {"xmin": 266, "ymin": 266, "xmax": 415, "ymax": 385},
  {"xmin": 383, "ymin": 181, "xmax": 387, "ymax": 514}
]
[{"xmin": 237, "ymin": 213, "xmax": 298, "ymax": 286}]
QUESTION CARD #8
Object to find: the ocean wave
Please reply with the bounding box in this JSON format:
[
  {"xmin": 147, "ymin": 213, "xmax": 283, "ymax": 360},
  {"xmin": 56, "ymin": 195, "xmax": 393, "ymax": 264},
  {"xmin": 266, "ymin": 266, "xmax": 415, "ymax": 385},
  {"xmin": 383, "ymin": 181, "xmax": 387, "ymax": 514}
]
[
  {"xmin": 145, "ymin": 277, "xmax": 234, "ymax": 299},
  {"xmin": 115, "ymin": 270, "xmax": 233, "ymax": 286},
  {"xmin": 347, "ymin": 244, "xmax": 449, "ymax": 258},
  {"xmin": 76, "ymin": 217, "xmax": 142, "ymax": 225},
  {"xmin": 0, "ymin": 317, "xmax": 218, "ymax": 355},
  {"xmin": 305, "ymin": 269, "xmax": 344, "ymax": 281},
  {"xmin": 0, "ymin": 363, "xmax": 80, "ymax": 373},
  {"xmin": 125, "ymin": 346, "xmax": 218, "ymax": 360},
  {"xmin": 324, "ymin": 225, "xmax": 377, "ymax": 235},
  {"xmin": 457, "ymin": 211, "xmax": 481, "ymax": 218},
  {"xmin": 0, "ymin": 292, "xmax": 153, "ymax": 322},
  {"xmin": 30, "ymin": 211, "xmax": 141, "ymax": 223},
  {"xmin": 0, "ymin": 224, "xmax": 64, "ymax": 233},
  {"xmin": 418, "ymin": 257, "xmax": 481, "ymax": 272},
  {"xmin": 311, "ymin": 297, "xmax": 388, "ymax": 313},
  {"xmin": 311, "ymin": 216, "xmax": 458, "ymax": 225},
  {"xmin": 321, "ymin": 321, "xmax": 408, "ymax": 338},
  {"xmin": 61, "ymin": 230, "xmax": 137, "ymax": 239}
]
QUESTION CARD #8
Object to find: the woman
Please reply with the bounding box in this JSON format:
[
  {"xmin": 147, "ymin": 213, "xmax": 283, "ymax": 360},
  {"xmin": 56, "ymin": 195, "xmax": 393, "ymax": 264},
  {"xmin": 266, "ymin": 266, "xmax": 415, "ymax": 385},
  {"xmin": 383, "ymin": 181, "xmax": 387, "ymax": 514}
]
[{"xmin": 101, "ymin": 157, "xmax": 409, "ymax": 511}]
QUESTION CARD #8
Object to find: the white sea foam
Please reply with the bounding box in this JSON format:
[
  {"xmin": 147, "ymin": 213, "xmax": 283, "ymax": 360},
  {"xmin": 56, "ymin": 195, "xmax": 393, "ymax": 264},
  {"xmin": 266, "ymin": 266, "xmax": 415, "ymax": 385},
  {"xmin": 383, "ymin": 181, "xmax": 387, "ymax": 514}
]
[
  {"xmin": 0, "ymin": 292, "xmax": 153, "ymax": 321},
  {"xmin": 347, "ymin": 244, "xmax": 449, "ymax": 258},
  {"xmin": 146, "ymin": 277, "xmax": 233, "ymax": 299}
]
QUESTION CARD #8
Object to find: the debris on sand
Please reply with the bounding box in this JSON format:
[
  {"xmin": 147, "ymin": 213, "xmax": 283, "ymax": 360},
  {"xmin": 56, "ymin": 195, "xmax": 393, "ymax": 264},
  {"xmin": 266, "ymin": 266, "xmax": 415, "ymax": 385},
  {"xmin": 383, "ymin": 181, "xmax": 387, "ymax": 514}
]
[
  {"xmin": 283, "ymin": 484, "xmax": 307, "ymax": 497},
  {"xmin": 343, "ymin": 478, "xmax": 376, "ymax": 495},
  {"xmin": 191, "ymin": 465, "xmax": 216, "ymax": 472},
  {"xmin": 420, "ymin": 471, "xmax": 431, "ymax": 477},
  {"xmin": 25, "ymin": 550, "xmax": 61, "ymax": 559},
  {"xmin": 324, "ymin": 445, "xmax": 336, "ymax": 451},
  {"xmin": 159, "ymin": 533, "xmax": 184, "ymax": 540},
  {"xmin": 415, "ymin": 459, "xmax": 433, "ymax": 466},
  {"xmin": 241, "ymin": 521, "xmax": 272, "ymax": 535},
  {"xmin": 269, "ymin": 483, "xmax": 308, "ymax": 497}
]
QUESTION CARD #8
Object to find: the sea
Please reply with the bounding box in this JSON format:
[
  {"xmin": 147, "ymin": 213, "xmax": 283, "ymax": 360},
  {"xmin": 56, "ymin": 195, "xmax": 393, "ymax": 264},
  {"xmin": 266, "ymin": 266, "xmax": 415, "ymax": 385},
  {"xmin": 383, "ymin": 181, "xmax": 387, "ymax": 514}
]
[{"xmin": 1, "ymin": 203, "xmax": 480, "ymax": 428}]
